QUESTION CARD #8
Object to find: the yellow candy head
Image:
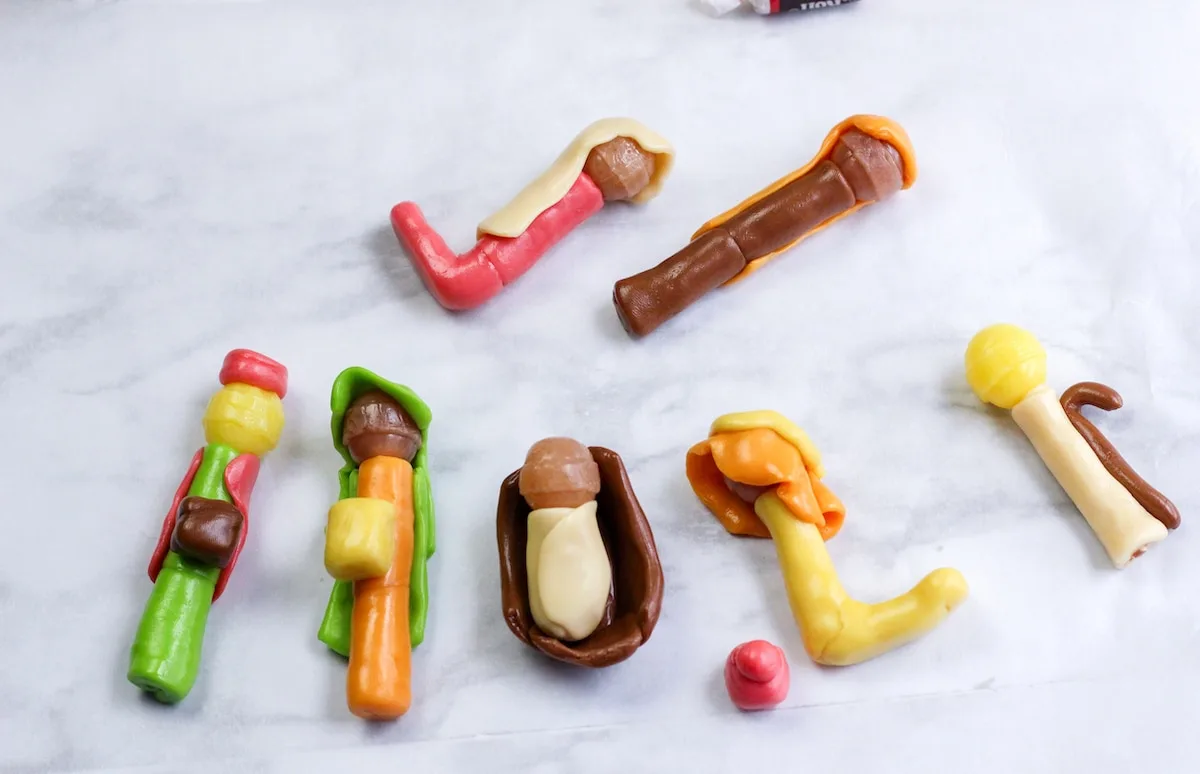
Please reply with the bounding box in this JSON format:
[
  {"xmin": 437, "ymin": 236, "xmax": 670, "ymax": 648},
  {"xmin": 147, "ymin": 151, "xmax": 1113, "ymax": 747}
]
[
  {"xmin": 203, "ymin": 382, "xmax": 285, "ymax": 455},
  {"xmin": 964, "ymin": 324, "xmax": 1047, "ymax": 409}
]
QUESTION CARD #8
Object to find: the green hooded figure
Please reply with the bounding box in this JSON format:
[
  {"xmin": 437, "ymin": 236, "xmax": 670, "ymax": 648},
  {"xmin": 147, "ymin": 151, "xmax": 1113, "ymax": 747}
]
[{"xmin": 318, "ymin": 367, "xmax": 435, "ymax": 663}]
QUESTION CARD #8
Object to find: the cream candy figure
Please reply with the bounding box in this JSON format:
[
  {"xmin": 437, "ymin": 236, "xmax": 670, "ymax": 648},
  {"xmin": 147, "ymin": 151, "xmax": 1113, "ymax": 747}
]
[
  {"xmin": 518, "ymin": 438, "xmax": 613, "ymax": 642},
  {"xmin": 965, "ymin": 324, "xmax": 1180, "ymax": 567}
]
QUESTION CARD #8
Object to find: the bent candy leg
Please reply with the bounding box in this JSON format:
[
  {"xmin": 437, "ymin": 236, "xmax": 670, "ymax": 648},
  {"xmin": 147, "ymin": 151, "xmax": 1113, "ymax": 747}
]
[
  {"xmin": 390, "ymin": 203, "xmax": 504, "ymax": 311},
  {"xmin": 391, "ymin": 174, "xmax": 604, "ymax": 311},
  {"xmin": 756, "ymin": 494, "xmax": 968, "ymax": 666}
]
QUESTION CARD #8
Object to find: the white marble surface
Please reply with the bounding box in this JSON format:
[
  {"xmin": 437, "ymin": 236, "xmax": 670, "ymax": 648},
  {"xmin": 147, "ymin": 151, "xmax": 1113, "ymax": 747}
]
[{"xmin": 3, "ymin": 0, "xmax": 1199, "ymax": 771}]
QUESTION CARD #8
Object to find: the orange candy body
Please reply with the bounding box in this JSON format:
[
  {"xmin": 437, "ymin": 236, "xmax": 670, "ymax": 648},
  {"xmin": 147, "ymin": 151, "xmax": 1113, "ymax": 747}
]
[{"xmin": 347, "ymin": 456, "xmax": 416, "ymax": 720}]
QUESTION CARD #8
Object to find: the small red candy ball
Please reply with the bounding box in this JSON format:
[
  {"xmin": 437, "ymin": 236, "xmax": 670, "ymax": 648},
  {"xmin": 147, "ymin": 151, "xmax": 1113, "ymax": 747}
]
[{"xmin": 724, "ymin": 639, "xmax": 789, "ymax": 711}]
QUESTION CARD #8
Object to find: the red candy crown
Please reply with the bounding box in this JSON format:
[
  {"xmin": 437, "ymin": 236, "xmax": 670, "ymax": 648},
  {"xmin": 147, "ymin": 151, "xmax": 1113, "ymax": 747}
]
[{"xmin": 219, "ymin": 349, "xmax": 288, "ymax": 398}]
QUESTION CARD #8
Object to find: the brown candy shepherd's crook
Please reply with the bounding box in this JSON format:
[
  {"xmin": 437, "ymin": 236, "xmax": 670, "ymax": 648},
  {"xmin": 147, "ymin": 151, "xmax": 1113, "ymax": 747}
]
[
  {"xmin": 1060, "ymin": 381, "xmax": 1180, "ymax": 530},
  {"xmin": 497, "ymin": 447, "xmax": 664, "ymax": 668}
]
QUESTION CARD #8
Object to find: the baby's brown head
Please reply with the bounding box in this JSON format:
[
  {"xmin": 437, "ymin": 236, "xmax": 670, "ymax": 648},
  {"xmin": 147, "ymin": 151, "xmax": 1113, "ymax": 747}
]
[
  {"xmin": 342, "ymin": 390, "xmax": 422, "ymax": 464},
  {"xmin": 584, "ymin": 137, "xmax": 658, "ymax": 202},
  {"xmin": 519, "ymin": 437, "xmax": 601, "ymax": 510}
]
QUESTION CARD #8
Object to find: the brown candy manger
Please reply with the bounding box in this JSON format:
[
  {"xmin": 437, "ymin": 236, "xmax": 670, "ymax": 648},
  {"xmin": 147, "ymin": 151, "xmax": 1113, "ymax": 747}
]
[{"xmin": 497, "ymin": 444, "xmax": 664, "ymax": 668}]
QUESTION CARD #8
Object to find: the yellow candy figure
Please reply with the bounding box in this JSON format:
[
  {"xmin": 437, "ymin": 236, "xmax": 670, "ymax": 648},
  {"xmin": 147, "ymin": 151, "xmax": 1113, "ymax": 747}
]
[{"xmin": 687, "ymin": 410, "xmax": 969, "ymax": 667}]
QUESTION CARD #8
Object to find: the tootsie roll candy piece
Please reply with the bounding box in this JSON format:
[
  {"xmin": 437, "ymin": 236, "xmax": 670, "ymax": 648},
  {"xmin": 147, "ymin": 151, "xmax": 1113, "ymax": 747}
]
[
  {"xmin": 342, "ymin": 390, "xmax": 423, "ymax": 464},
  {"xmin": 519, "ymin": 437, "xmax": 602, "ymax": 510},
  {"xmin": 171, "ymin": 496, "xmax": 245, "ymax": 568},
  {"xmin": 585, "ymin": 137, "xmax": 659, "ymax": 203},
  {"xmin": 613, "ymin": 116, "xmax": 915, "ymax": 338},
  {"xmin": 613, "ymin": 229, "xmax": 748, "ymax": 340},
  {"xmin": 704, "ymin": 0, "xmax": 861, "ymax": 15},
  {"xmin": 722, "ymin": 160, "xmax": 856, "ymax": 262}
]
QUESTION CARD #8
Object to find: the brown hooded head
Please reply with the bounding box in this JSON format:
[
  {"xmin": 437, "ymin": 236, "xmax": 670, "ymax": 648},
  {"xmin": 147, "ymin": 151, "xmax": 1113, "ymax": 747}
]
[{"xmin": 342, "ymin": 390, "xmax": 423, "ymax": 464}]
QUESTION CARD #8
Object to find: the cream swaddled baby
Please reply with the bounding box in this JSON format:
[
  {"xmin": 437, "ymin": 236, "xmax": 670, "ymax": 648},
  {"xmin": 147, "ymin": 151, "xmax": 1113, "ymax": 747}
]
[{"xmin": 518, "ymin": 438, "xmax": 613, "ymax": 642}]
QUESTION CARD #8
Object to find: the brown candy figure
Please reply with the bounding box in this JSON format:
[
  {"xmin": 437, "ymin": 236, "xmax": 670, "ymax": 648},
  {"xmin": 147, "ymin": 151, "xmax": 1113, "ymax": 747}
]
[
  {"xmin": 613, "ymin": 114, "xmax": 917, "ymax": 337},
  {"xmin": 497, "ymin": 441, "xmax": 664, "ymax": 667}
]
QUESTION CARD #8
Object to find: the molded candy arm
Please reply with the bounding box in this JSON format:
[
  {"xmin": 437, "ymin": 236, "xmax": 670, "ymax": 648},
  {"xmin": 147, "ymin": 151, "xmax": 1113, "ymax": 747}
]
[
  {"xmin": 147, "ymin": 448, "xmax": 205, "ymax": 582},
  {"xmin": 409, "ymin": 464, "xmax": 435, "ymax": 645},
  {"xmin": 212, "ymin": 453, "xmax": 261, "ymax": 601}
]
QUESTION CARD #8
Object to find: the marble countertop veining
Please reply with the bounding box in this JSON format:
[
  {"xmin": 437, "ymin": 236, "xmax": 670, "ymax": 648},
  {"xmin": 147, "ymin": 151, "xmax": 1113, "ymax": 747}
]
[{"xmin": 2, "ymin": 0, "xmax": 1199, "ymax": 771}]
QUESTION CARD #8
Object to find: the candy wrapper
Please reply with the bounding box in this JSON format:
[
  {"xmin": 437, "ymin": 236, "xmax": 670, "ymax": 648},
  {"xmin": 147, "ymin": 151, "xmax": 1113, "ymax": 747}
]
[{"xmin": 703, "ymin": 0, "xmax": 859, "ymax": 15}]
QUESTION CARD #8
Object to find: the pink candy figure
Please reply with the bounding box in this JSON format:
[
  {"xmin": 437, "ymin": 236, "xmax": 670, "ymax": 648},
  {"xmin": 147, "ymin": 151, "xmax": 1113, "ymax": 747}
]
[{"xmin": 725, "ymin": 640, "xmax": 790, "ymax": 711}]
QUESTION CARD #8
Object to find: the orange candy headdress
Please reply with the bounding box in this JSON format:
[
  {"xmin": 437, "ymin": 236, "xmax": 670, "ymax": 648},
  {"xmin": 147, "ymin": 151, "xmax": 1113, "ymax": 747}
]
[{"xmin": 687, "ymin": 410, "xmax": 844, "ymax": 541}]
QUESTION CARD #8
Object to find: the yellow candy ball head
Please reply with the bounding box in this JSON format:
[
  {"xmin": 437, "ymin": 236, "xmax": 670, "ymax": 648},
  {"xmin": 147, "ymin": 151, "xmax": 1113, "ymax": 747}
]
[
  {"xmin": 964, "ymin": 324, "xmax": 1047, "ymax": 409},
  {"xmin": 203, "ymin": 383, "xmax": 285, "ymax": 455}
]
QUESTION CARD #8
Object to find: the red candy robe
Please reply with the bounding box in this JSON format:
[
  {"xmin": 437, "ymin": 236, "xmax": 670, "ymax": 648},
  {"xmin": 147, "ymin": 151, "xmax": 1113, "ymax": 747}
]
[{"xmin": 146, "ymin": 449, "xmax": 260, "ymax": 601}]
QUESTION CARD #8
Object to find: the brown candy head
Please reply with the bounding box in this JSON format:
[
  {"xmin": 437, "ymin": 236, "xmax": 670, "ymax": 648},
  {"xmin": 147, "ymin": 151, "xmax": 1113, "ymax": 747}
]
[
  {"xmin": 519, "ymin": 437, "xmax": 601, "ymax": 510},
  {"xmin": 342, "ymin": 390, "xmax": 423, "ymax": 464},
  {"xmin": 724, "ymin": 476, "xmax": 771, "ymax": 505},
  {"xmin": 831, "ymin": 129, "xmax": 904, "ymax": 203},
  {"xmin": 584, "ymin": 137, "xmax": 658, "ymax": 202}
]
